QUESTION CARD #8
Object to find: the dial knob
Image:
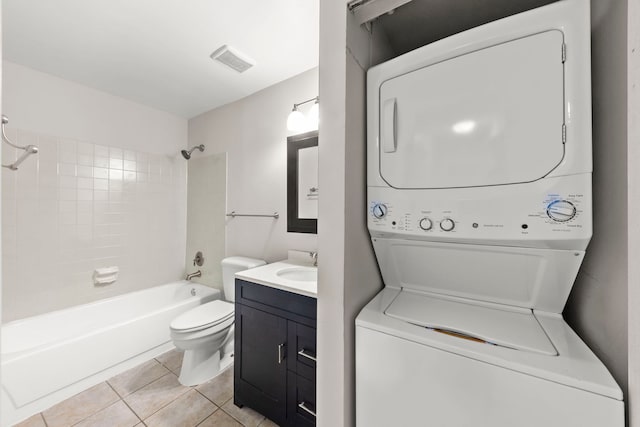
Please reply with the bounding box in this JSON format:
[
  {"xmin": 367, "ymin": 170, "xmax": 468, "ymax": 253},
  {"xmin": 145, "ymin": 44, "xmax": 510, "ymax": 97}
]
[
  {"xmin": 372, "ymin": 203, "xmax": 388, "ymax": 219},
  {"xmin": 547, "ymin": 200, "xmax": 577, "ymax": 222},
  {"xmin": 419, "ymin": 217, "xmax": 433, "ymax": 231},
  {"xmin": 440, "ymin": 218, "xmax": 455, "ymax": 231}
]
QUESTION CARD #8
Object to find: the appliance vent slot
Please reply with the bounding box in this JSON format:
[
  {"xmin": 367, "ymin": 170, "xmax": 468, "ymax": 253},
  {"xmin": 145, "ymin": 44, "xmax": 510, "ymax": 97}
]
[{"xmin": 211, "ymin": 45, "xmax": 255, "ymax": 73}]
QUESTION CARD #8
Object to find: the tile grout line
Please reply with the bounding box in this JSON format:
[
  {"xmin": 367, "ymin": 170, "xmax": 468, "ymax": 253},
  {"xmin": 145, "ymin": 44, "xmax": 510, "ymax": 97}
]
[
  {"xmin": 105, "ymin": 379, "xmax": 125, "ymax": 399},
  {"xmin": 220, "ymin": 398, "xmax": 259, "ymax": 427},
  {"xmin": 107, "ymin": 358, "xmax": 170, "ymax": 400},
  {"xmin": 137, "ymin": 372, "xmax": 192, "ymax": 424},
  {"xmin": 192, "ymin": 385, "xmax": 230, "ymax": 426},
  {"xmin": 193, "ymin": 387, "xmax": 218, "ymax": 406},
  {"xmin": 139, "ymin": 384, "xmax": 213, "ymax": 427},
  {"xmin": 193, "ymin": 388, "xmax": 248, "ymax": 427},
  {"xmin": 39, "ymin": 412, "xmax": 50, "ymax": 427},
  {"xmin": 104, "ymin": 380, "xmax": 143, "ymax": 426},
  {"xmin": 25, "ymin": 351, "xmax": 264, "ymax": 427},
  {"xmin": 193, "ymin": 406, "xmax": 222, "ymax": 427},
  {"xmin": 65, "ymin": 381, "xmax": 119, "ymax": 427}
]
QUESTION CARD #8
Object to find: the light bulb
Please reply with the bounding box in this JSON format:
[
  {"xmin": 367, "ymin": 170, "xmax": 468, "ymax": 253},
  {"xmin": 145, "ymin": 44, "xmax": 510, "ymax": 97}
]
[
  {"xmin": 452, "ymin": 120, "xmax": 476, "ymax": 134},
  {"xmin": 308, "ymin": 101, "xmax": 319, "ymax": 130},
  {"xmin": 287, "ymin": 108, "xmax": 306, "ymax": 132}
]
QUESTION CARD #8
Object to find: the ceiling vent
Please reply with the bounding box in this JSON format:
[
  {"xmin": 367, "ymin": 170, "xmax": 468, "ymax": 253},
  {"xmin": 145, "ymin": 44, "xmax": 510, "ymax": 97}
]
[{"xmin": 210, "ymin": 45, "xmax": 255, "ymax": 73}]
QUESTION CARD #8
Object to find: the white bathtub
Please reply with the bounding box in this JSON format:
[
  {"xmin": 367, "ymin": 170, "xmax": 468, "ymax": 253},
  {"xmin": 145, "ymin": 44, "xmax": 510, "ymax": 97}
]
[{"xmin": 1, "ymin": 281, "xmax": 219, "ymax": 426}]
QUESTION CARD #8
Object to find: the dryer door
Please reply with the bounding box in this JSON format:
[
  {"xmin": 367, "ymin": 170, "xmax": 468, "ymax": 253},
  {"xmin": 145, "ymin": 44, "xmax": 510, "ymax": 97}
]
[{"xmin": 379, "ymin": 30, "xmax": 565, "ymax": 189}]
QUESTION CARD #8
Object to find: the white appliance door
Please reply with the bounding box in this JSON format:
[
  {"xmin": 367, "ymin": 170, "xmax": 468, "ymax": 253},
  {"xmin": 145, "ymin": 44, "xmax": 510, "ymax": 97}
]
[
  {"xmin": 379, "ymin": 30, "xmax": 565, "ymax": 189},
  {"xmin": 356, "ymin": 326, "xmax": 625, "ymax": 427},
  {"xmin": 372, "ymin": 238, "xmax": 584, "ymax": 313},
  {"xmin": 384, "ymin": 290, "xmax": 557, "ymax": 355}
]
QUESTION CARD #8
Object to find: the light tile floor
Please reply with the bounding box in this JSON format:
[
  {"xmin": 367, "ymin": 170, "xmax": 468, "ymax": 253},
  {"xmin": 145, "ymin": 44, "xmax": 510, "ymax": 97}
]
[{"xmin": 14, "ymin": 349, "xmax": 279, "ymax": 427}]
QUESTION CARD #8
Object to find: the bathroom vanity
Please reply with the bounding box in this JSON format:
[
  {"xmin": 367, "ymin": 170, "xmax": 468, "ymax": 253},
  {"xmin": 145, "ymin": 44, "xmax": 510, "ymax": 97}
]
[{"xmin": 234, "ymin": 261, "xmax": 317, "ymax": 427}]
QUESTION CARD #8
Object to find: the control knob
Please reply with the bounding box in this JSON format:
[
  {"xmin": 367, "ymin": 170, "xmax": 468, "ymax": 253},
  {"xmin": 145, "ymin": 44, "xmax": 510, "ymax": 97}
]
[
  {"xmin": 440, "ymin": 218, "xmax": 455, "ymax": 232},
  {"xmin": 372, "ymin": 203, "xmax": 388, "ymax": 219},
  {"xmin": 546, "ymin": 200, "xmax": 577, "ymax": 222},
  {"xmin": 419, "ymin": 217, "xmax": 433, "ymax": 231}
]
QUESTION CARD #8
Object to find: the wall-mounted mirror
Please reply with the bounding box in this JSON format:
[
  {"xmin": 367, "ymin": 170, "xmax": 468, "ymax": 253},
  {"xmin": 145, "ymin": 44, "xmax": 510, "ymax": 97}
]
[{"xmin": 287, "ymin": 131, "xmax": 318, "ymax": 233}]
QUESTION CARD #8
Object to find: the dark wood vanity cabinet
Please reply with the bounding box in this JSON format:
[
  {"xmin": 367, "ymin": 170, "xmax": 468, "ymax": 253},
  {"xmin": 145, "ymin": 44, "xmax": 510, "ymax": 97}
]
[{"xmin": 234, "ymin": 279, "xmax": 317, "ymax": 427}]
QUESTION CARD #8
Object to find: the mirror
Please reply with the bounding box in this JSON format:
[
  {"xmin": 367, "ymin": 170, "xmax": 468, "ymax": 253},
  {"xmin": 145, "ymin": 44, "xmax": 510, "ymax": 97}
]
[{"xmin": 287, "ymin": 131, "xmax": 318, "ymax": 233}]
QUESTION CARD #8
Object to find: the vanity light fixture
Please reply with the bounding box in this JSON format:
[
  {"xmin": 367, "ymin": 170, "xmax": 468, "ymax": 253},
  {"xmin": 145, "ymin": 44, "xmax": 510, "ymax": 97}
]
[{"xmin": 287, "ymin": 96, "xmax": 319, "ymax": 132}]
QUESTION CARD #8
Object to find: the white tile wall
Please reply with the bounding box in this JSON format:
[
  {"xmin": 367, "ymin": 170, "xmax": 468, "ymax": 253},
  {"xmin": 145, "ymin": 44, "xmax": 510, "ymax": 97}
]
[{"xmin": 2, "ymin": 128, "xmax": 187, "ymax": 322}]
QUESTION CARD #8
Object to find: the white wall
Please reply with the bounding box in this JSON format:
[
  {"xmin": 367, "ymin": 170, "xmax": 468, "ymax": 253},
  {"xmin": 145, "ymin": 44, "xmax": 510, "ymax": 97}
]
[
  {"xmin": 185, "ymin": 153, "xmax": 226, "ymax": 289},
  {"xmin": 317, "ymin": 4, "xmax": 384, "ymax": 426},
  {"xmin": 317, "ymin": 2, "xmax": 348, "ymax": 424},
  {"xmin": 1, "ymin": 62, "xmax": 188, "ymax": 321},
  {"xmin": 564, "ymin": 0, "xmax": 629, "ymax": 405},
  {"xmin": 628, "ymin": 0, "xmax": 639, "ymax": 424},
  {"xmin": 3, "ymin": 62, "xmax": 186, "ymax": 155},
  {"xmin": 188, "ymin": 68, "xmax": 318, "ymax": 263},
  {"xmin": 1, "ymin": 7, "xmax": 4, "ymax": 412}
]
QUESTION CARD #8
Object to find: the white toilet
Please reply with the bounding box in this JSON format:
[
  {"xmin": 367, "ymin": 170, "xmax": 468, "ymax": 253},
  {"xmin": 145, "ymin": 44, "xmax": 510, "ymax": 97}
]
[{"xmin": 170, "ymin": 256, "xmax": 266, "ymax": 386}]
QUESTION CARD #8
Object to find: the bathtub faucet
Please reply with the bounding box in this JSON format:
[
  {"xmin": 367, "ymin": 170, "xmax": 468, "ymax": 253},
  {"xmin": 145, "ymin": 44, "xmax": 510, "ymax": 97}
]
[{"xmin": 186, "ymin": 270, "xmax": 202, "ymax": 281}]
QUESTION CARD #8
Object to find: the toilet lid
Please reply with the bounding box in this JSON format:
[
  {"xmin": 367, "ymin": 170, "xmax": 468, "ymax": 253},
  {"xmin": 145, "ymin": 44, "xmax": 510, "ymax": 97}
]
[{"xmin": 170, "ymin": 300, "xmax": 234, "ymax": 332}]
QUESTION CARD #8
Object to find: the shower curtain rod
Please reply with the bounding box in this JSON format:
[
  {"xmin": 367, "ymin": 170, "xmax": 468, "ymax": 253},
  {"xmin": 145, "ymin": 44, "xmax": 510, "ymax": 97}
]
[
  {"xmin": 1, "ymin": 115, "xmax": 39, "ymax": 170},
  {"xmin": 226, "ymin": 211, "xmax": 280, "ymax": 219}
]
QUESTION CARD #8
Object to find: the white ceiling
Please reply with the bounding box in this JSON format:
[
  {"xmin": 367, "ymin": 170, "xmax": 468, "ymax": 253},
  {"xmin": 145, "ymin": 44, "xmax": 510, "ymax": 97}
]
[{"xmin": 2, "ymin": 0, "xmax": 319, "ymax": 118}]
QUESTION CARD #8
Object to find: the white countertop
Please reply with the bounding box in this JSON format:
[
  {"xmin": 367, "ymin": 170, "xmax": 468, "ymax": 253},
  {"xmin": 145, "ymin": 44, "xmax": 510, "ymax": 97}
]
[{"xmin": 235, "ymin": 259, "xmax": 317, "ymax": 298}]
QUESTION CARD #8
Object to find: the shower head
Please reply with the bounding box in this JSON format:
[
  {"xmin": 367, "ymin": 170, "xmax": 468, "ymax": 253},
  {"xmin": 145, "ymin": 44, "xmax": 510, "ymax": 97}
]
[{"xmin": 181, "ymin": 144, "xmax": 205, "ymax": 160}]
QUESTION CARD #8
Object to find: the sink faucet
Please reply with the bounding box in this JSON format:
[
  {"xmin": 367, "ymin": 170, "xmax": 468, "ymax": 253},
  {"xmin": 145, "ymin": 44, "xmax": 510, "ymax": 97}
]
[
  {"xmin": 310, "ymin": 252, "xmax": 318, "ymax": 267},
  {"xmin": 186, "ymin": 270, "xmax": 202, "ymax": 281}
]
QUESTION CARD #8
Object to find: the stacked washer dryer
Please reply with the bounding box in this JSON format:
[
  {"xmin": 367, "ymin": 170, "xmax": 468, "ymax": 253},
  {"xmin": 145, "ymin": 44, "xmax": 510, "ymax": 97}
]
[{"xmin": 356, "ymin": 1, "xmax": 624, "ymax": 426}]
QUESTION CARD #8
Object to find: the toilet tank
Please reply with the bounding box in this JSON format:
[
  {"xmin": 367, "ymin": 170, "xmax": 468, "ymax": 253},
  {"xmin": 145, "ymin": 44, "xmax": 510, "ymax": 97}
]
[{"xmin": 221, "ymin": 256, "xmax": 266, "ymax": 302}]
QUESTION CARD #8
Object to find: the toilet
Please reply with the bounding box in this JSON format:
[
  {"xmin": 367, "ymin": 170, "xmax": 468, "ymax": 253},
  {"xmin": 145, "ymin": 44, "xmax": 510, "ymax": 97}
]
[{"xmin": 170, "ymin": 256, "xmax": 266, "ymax": 386}]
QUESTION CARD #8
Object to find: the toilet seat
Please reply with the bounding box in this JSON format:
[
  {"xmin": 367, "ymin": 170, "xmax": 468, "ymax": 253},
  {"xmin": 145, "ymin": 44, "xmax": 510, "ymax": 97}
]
[{"xmin": 170, "ymin": 300, "xmax": 234, "ymax": 333}]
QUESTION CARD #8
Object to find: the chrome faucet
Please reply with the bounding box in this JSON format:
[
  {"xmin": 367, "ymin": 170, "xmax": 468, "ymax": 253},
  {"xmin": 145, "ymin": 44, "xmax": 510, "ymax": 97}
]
[
  {"xmin": 185, "ymin": 270, "xmax": 202, "ymax": 281},
  {"xmin": 310, "ymin": 252, "xmax": 318, "ymax": 267}
]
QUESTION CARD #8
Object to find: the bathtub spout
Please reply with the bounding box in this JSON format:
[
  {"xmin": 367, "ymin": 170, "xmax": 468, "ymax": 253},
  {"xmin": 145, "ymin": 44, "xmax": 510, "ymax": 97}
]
[{"xmin": 186, "ymin": 270, "xmax": 202, "ymax": 281}]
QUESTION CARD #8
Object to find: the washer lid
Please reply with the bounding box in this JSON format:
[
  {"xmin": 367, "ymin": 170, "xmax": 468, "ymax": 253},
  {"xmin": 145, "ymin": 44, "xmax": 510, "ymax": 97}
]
[
  {"xmin": 170, "ymin": 300, "xmax": 234, "ymax": 332},
  {"xmin": 358, "ymin": 288, "xmax": 623, "ymax": 400},
  {"xmin": 372, "ymin": 238, "xmax": 584, "ymax": 313},
  {"xmin": 385, "ymin": 290, "xmax": 557, "ymax": 356}
]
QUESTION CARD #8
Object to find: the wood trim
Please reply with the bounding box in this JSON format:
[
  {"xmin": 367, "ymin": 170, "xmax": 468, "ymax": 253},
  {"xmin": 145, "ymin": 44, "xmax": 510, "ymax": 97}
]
[{"xmin": 287, "ymin": 130, "xmax": 318, "ymax": 234}]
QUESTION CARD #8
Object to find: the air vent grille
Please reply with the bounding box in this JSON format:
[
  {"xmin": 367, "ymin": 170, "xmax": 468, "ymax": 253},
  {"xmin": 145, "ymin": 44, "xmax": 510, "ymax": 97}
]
[{"xmin": 210, "ymin": 45, "xmax": 255, "ymax": 73}]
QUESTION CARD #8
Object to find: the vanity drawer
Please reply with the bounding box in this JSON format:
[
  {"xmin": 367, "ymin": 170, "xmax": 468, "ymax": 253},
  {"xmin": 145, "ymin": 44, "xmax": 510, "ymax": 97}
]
[
  {"xmin": 287, "ymin": 374, "xmax": 316, "ymax": 427},
  {"xmin": 288, "ymin": 321, "xmax": 316, "ymax": 380},
  {"xmin": 236, "ymin": 279, "xmax": 316, "ymax": 324}
]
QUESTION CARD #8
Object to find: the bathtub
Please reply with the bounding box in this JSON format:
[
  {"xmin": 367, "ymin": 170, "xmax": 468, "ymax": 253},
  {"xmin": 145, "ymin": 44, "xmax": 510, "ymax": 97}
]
[{"xmin": 1, "ymin": 281, "xmax": 219, "ymax": 426}]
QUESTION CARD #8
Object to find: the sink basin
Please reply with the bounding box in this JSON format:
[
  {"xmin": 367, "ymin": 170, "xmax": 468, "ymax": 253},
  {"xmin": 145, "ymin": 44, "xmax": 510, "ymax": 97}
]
[{"xmin": 276, "ymin": 267, "xmax": 317, "ymax": 282}]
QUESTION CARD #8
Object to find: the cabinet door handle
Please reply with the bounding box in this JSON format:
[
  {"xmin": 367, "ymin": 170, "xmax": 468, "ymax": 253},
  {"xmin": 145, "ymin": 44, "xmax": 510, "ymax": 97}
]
[
  {"xmin": 297, "ymin": 348, "xmax": 317, "ymax": 362},
  {"xmin": 278, "ymin": 343, "xmax": 286, "ymax": 364},
  {"xmin": 298, "ymin": 401, "xmax": 317, "ymax": 418}
]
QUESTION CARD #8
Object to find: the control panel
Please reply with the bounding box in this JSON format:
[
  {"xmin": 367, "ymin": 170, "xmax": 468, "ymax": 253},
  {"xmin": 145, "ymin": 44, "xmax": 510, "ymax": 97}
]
[{"xmin": 368, "ymin": 174, "xmax": 592, "ymax": 250}]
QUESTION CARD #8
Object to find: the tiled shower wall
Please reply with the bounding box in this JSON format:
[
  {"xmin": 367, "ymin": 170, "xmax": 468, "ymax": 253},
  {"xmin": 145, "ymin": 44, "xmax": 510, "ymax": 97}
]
[{"xmin": 2, "ymin": 128, "xmax": 187, "ymax": 322}]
